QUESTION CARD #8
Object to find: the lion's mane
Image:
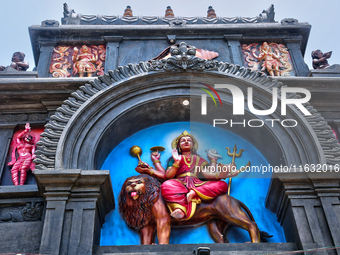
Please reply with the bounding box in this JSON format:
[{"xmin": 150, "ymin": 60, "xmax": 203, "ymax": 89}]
[{"xmin": 119, "ymin": 174, "xmax": 161, "ymax": 230}]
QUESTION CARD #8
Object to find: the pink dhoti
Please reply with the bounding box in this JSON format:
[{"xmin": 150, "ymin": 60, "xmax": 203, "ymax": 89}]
[
  {"xmin": 161, "ymin": 155, "xmax": 228, "ymax": 220},
  {"xmin": 10, "ymin": 154, "xmax": 32, "ymax": 185}
]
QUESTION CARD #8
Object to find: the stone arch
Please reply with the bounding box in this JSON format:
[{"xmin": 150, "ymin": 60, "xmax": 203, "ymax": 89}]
[{"xmin": 33, "ymin": 43, "xmax": 340, "ymax": 170}]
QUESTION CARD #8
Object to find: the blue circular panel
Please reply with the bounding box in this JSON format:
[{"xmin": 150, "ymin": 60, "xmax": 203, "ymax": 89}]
[{"xmin": 100, "ymin": 122, "xmax": 285, "ymax": 245}]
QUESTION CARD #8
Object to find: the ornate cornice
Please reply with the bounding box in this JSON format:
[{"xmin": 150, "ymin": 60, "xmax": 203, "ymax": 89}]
[
  {"xmin": 33, "ymin": 42, "xmax": 340, "ymax": 169},
  {"xmin": 61, "ymin": 3, "xmax": 275, "ymax": 26}
]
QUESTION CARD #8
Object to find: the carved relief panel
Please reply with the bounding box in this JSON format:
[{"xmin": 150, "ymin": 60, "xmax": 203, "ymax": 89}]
[
  {"xmin": 49, "ymin": 44, "xmax": 106, "ymax": 77},
  {"xmin": 242, "ymin": 42, "xmax": 294, "ymax": 76}
]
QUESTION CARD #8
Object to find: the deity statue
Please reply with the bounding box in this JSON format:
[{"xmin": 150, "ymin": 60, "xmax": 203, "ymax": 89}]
[
  {"xmin": 72, "ymin": 45, "xmax": 103, "ymax": 77},
  {"xmin": 312, "ymin": 49, "xmax": 332, "ymax": 69},
  {"xmin": 0, "ymin": 52, "xmax": 29, "ymax": 71},
  {"xmin": 253, "ymin": 42, "xmax": 282, "ymax": 76},
  {"xmin": 135, "ymin": 130, "xmax": 238, "ymax": 220},
  {"xmin": 7, "ymin": 123, "xmax": 36, "ymax": 185},
  {"xmin": 125, "ymin": 131, "xmax": 270, "ymax": 244},
  {"xmin": 242, "ymin": 42, "xmax": 292, "ymax": 76}
]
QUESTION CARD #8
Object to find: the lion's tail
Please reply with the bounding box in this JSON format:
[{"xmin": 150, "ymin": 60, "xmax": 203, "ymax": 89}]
[
  {"xmin": 238, "ymin": 201, "xmax": 255, "ymax": 221},
  {"xmin": 239, "ymin": 201, "xmax": 273, "ymax": 241}
]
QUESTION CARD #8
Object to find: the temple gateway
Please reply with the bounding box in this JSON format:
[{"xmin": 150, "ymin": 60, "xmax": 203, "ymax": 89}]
[{"xmin": 1, "ymin": 4, "xmax": 340, "ymax": 255}]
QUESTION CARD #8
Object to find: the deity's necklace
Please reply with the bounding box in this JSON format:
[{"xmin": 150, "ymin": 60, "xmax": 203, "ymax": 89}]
[{"xmin": 183, "ymin": 155, "xmax": 192, "ymax": 167}]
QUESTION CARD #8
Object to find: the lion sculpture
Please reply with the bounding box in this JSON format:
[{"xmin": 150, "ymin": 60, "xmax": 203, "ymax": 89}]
[{"xmin": 119, "ymin": 174, "xmax": 271, "ymax": 244}]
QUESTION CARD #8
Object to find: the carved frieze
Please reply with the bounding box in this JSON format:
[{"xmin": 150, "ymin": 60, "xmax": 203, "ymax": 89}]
[
  {"xmin": 242, "ymin": 42, "xmax": 294, "ymax": 76},
  {"xmin": 0, "ymin": 202, "xmax": 43, "ymax": 223},
  {"xmin": 49, "ymin": 45, "xmax": 106, "ymax": 78},
  {"xmin": 0, "ymin": 114, "xmax": 48, "ymax": 123}
]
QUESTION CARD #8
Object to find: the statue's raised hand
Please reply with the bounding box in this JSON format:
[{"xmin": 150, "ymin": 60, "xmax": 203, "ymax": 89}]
[
  {"xmin": 172, "ymin": 149, "xmax": 182, "ymax": 162},
  {"xmin": 24, "ymin": 123, "xmax": 31, "ymax": 132},
  {"xmin": 151, "ymin": 151, "xmax": 160, "ymax": 161}
]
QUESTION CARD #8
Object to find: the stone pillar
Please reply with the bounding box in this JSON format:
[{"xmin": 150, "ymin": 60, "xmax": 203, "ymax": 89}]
[
  {"xmin": 283, "ymin": 37, "xmax": 309, "ymax": 77},
  {"xmin": 224, "ymin": 34, "xmax": 244, "ymax": 66},
  {"xmin": 36, "ymin": 39, "xmax": 57, "ymax": 78},
  {"xmin": 267, "ymin": 171, "xmax": 340, "ymax": 254},
  {"xmin": 34, "ymin": 169, "xmax": 114, "ymax": 255},
  {"xmin": 104, "ymin": 36, "xmax": 123, "ymax": 72},
  {"xmin": 312, "ymin": 179, "xmax": 340, "ymax": 254}
]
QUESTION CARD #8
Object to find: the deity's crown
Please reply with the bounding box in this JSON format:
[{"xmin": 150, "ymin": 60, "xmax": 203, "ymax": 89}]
[{"xmin": 171, "ymin": 130, "xmax": 198, "ymax": 152}]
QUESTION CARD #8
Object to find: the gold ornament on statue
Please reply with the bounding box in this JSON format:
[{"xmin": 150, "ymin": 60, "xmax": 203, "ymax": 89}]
[
  {"xmin": 225, "ymin": 144, "xmax": 251, "ymax": 195},
  {"xmin": 150, "ymin": 146, "xmax": 165, "ymax": 152},
  {"xmin": 130, "ymin": 145, "xmax": 142, "ymax": 161}
]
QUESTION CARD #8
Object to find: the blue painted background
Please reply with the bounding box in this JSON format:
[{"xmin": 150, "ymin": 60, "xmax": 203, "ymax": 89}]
[{"xmin": 100, "ymin": 122, "xmax": 285, "ymax": 245}]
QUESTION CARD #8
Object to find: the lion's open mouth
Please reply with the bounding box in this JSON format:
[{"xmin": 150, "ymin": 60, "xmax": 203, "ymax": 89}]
[{"xmin": 130, "ymin": 190, "xmax": 142, "ymax": 198}]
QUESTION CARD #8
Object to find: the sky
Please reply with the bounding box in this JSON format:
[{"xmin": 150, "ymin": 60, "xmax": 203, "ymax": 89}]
[{"xmin": 0, "ymin": 0, "xmax": 339, "ymax": 71}]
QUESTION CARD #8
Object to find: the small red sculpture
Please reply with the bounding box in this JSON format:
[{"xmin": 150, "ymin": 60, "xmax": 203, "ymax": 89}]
[
  {"xmin": 123, "ymin": 6, "xmax": 133, "ymax": 17},
  {"xmin": 165, "ymin": 6, "xmax": 174, "ymax": 17},
  {"xmin": 312, "ymin": 49, "xmax": 332, "ymax": 69},
  {"xmin": 0, "ymin": 52, "xmax": 29, "ymax": 71},
  {"xmin": 207, "ymin": 6, "xmax": 216, "ymax": 18},
  {"xmin": 7, "ymin": 123, "xmax": 36, "ymax": 185}
]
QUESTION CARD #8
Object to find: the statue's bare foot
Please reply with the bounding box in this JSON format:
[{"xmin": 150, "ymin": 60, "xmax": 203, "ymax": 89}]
[
  {"xmin": 187, "ymin": 190, "xmax": 196, "ymax": 203},
  {"xmin": 171, "ymin": 209, "xmax": 185, "ymax": 219}
]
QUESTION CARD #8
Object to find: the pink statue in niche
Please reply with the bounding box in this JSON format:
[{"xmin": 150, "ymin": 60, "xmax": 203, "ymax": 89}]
[{"xmin": 7, "ymin": 123, "xmax": 36, "ymax": 185}]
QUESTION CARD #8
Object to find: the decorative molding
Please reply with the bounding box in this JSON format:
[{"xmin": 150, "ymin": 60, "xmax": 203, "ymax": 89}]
[
  {"xmin": 182, "ymin": 17, "xmax": 198, "ymax": 24},
  {"xmin": 142, "ymin": 16, "xmax": 158, "ymax": 24},
  {"xmin": 33, "ymin": 42, "xmax": 340, "ymax": 170},
  {"xmin": 80, "ymin": 15, "xmax": 97, "ymax": 23},
  {"xmin": 322, "ymin": 112, "xmax": 340, "ymax": 119},
  {"xmin": 202, "ymin": 17, "xmax": 218, "ymax": 24},
  {"xmin": 162, "ymin": 16, "xmax": 177, "ymax": 24},
  {"xmin": 41, "ymin": 20, "xmax": 59, "ymax": 27},
  {"xmin": 0, "ymin": 114, "xmax": 48, "ymax": 123},
  {"xmin": 281, "ymin": 18, "xmax": 299, "ymax": 26},
  {"xmin": 0, "ymin": 202, "xmax": 43, "ymax": 223},
  {"xmin": 149, "ymin": 42, "xmax": 219, "ymax": 71},
  {"xmin": 169, "ymin": 19, "xmax": 187, "ymax": 27},
  {"xmin": 61, "ymin": 4, "xmax": 276, "ymax": 26},
  {"xmin": 121, "ymin": 16, "xmax": 138, "ymax": 24},
  {"xmin": 102, "ymin": 15, "xmax": 118, "ymax": 23}
]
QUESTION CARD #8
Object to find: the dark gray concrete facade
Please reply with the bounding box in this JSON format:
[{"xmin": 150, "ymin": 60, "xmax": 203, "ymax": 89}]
[{"xmin": 1, "ymin": 5, "xmax": 340, "ymax": 255}]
